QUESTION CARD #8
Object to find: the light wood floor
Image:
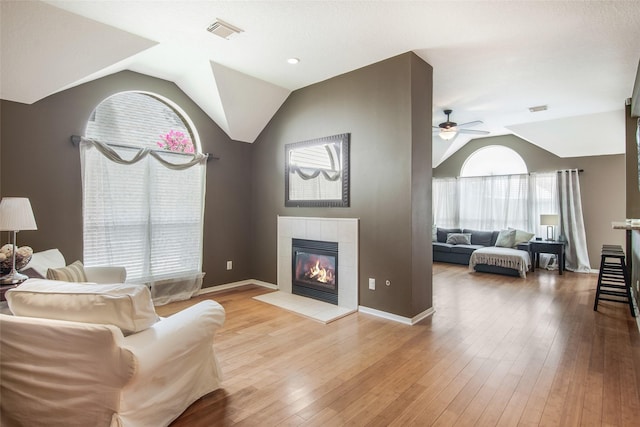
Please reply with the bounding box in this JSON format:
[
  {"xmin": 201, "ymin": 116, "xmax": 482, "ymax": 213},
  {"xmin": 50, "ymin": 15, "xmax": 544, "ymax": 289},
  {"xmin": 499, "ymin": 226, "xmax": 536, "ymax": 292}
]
[{"xmin": 158, "ymin": 263, "xmax": 640, "ymax": 426}]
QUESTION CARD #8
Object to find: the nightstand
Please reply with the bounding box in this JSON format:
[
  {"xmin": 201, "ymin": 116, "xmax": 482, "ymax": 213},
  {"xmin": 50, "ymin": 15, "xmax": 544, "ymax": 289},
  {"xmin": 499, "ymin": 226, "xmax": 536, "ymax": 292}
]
[{"xmin": 529, "ymin": 240, "xmax": 566, "ymax": 275}]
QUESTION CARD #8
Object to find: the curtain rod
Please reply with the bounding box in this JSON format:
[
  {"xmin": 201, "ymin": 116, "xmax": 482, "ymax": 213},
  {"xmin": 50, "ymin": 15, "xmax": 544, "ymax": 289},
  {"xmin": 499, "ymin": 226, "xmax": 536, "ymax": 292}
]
[
  {"xmin": 440, "ymin": 169, "xmax": 585, "ymax": 180},
  {"xmin": 70, "ymin": 135, "xmax": 219, "ymax": 161}
]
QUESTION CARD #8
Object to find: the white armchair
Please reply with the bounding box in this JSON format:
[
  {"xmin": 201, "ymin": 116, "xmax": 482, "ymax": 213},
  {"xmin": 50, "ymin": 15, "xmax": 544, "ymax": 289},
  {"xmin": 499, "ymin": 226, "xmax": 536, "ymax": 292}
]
[
  {"xmin": 23, "ymin": 248, "xmax": 126, "ymax": 283},
  {"xmin": 1, "ymin": 280, "xmax": 225, "ymax": 427}
]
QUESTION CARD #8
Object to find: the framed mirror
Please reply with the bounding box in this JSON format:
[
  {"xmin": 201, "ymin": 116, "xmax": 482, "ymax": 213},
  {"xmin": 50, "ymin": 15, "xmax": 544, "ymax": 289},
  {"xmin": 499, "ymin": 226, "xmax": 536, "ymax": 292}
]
[{"xmin": 285, "ymin": 133, "xmax": 350, "ymax": 207}]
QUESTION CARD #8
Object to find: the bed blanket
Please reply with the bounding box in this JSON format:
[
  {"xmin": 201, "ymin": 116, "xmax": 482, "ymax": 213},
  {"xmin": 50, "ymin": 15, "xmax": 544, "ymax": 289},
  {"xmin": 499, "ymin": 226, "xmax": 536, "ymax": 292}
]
[{"xmin": 469, "ymin": 247, "xmax": 531, "ymax": 278}]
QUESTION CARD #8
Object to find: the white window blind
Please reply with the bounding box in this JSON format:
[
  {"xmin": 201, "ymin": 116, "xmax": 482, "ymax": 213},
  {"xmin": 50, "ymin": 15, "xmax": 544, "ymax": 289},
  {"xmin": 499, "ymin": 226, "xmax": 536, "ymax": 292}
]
[{"xmin": 82, "ymin": 92, "xmax": 206, "ymax": 304}]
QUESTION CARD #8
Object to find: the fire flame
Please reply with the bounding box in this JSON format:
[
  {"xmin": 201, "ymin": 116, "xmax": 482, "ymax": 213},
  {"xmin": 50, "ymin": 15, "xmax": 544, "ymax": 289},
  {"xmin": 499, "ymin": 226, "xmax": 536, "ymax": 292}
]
[{"xmin": 309, "ymin": 259, "xmax": 331, "ymax": 283}]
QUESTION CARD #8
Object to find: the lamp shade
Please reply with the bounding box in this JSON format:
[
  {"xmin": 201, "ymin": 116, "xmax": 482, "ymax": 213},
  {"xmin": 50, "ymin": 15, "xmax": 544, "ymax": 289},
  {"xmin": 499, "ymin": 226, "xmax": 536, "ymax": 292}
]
[
  {"xmin": 0, "ymin": 198, "xmax": 38, "ymax": 231},
  {"xmin": 540, "ymin": 214, "xmax": 559, "ymax": 226}
]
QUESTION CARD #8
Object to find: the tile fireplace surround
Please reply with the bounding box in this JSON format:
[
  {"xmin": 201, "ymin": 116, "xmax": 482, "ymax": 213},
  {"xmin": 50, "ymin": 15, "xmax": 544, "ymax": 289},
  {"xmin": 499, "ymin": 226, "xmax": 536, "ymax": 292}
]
[{"xmin": 277, "ymin": 216, "xmax": 359, "ymax": 311}]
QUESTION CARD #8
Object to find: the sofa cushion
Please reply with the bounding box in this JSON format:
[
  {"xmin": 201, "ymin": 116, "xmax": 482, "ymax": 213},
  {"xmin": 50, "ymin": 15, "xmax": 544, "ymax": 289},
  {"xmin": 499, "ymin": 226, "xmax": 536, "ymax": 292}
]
[
  {"xmin": 446, "ymin": 233, "xmax": 472, "ymax": 245},
  {"xmin": 495, "ymin": 229, "xmax": 517, "ymax": 248},
  {"xmin": 433, "ymin": 242, "xmax": 454, "ymax": 253},
  {"xmin": 47, "ymin": 260, "xmax": 88, "ymax": 282},
  {"xmin": 437, "ymin": 227, "xmax": 461, "ymax": 243},
  {"xmin": 450, "ymin": 244, "xmax": 484, "ymax": 255},
  {"xmin": 462, "ymin": 229, "xmax": 495, "ymax": 247},
  {"xmin": 6, "ymin": 279, "xmax": 159, "ymax": 335}
]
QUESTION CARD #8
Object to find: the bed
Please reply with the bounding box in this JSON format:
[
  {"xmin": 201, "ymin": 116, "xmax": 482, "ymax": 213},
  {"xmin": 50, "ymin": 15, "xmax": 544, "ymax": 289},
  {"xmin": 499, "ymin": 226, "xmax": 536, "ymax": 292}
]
[{"xmin": 469, "ymin": 246, "xmax": 531, "ymax": 278}]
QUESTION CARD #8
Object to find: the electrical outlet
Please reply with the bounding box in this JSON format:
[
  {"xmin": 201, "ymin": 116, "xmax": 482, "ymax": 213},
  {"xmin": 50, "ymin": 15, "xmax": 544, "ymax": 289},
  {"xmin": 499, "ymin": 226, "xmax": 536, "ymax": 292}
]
[
  {"xmin": 386, "ymin": 280, "xmax": 391, "ymax": 286},
  {"xmin": 368, "ymin": 278, "xmax": 375, "ymax": 290},
  {"xmin": 226, "ymin": 261, "xmax": 232, "ymax": 270}
]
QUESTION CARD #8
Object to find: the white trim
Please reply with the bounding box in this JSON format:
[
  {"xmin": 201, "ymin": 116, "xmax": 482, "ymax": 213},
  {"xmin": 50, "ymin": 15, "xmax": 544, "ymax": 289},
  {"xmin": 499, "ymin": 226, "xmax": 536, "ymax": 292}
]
[
  {"xmin": 358, "ymin": 305, "xmax": 435, "ymax": 325},
  {"xmin": 198, "ymin": 279, "xmax": 277, "ymax": 295}
]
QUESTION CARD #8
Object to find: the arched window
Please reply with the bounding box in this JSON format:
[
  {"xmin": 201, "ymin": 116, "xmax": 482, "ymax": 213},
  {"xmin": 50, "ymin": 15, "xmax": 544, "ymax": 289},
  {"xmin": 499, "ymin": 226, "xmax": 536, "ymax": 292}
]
[
  {"xmin": 81, "ymin": 92, "xmax": 206, "ymax": 304},
  {"xmin": 460, "ymin": 145, "xmax": 527, "ymax": 177}
]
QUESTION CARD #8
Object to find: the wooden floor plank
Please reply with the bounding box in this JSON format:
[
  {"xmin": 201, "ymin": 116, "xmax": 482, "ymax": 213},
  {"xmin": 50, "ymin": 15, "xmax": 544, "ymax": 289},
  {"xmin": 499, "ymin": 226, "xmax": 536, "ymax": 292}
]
[{"xmin": 161, "ymin": 264, "xmax": 640, "ymax": 426}]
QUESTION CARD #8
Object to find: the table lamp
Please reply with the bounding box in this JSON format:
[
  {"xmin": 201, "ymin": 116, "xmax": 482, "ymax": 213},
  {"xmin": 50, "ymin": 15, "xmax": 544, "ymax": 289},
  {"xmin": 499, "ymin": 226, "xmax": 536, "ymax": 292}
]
[
  {"xmin": 540, "ymin": 214, "xmax": 559, "ymax": 241},
  {"xmin": 0, "ymin": 197, "xmax": 38, "ymax": 285}
]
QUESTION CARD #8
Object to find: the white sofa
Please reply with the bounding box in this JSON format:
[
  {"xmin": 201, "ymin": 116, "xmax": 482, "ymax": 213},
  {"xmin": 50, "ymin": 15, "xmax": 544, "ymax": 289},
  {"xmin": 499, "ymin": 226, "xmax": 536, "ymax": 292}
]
[{"xmin": 0, "ymin": 279, "xmax": 226, "ymax": 426}]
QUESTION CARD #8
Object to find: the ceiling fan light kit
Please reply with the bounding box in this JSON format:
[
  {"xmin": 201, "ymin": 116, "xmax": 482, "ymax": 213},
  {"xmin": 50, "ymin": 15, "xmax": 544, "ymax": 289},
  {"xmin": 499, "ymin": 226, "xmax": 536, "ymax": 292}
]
[{"xmin": 439, "ymin": 129, "xmax": 457, "ymax": 141}]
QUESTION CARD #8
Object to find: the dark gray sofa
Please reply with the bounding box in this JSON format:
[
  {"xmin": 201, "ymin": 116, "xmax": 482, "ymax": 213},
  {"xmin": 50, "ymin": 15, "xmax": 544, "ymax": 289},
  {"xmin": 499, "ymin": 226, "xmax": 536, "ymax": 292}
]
[{"xmin": 433, "ymin": 228, "xmax": 499, "ymax": 265}]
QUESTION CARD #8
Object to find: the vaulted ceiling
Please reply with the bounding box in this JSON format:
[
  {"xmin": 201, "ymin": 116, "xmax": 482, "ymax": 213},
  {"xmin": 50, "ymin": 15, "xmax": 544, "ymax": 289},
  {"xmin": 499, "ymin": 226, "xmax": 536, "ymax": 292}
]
[{"xmin": 2, "ymin": 1, "xmax": 639, "ymax": 166}]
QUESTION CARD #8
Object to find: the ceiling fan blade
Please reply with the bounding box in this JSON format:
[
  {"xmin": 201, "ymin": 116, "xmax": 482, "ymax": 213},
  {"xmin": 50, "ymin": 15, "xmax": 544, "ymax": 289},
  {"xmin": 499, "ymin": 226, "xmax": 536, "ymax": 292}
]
[
  {"xmin": 457, "ymin": 128, "xmax": 490, "ymax": 135},
  {"xmin": 456, "ymin": 120, "xmax": 483, "ymax": 129}
]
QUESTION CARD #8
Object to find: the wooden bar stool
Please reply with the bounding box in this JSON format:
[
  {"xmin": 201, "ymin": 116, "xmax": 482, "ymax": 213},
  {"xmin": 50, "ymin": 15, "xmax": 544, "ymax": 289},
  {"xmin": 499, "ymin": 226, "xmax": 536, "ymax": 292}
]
[{"xmin": 594, "ymin": 245, "xmax": 635, "ymax": 317}]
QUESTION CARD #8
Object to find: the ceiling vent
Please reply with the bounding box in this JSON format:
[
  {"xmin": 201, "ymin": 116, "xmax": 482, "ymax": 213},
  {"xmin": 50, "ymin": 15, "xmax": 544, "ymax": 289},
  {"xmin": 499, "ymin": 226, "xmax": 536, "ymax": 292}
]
[
  {"xmin": 528, "ymin": 105, "xmax": 548, "ymax": 113},
  {"xmin": 206, "ymin": 19, "xmax": 243, "ymax": 40}
]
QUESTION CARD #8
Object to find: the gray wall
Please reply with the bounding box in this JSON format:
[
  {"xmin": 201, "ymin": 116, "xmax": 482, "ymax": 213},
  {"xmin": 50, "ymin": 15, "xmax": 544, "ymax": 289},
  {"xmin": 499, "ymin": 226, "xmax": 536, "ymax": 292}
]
[
  {"xmin": 433, "ymin": 134, "xmax": 627, "ymax": 270},
  {"xmin": 0, "ymin": 71, "xmax": 253, "ymax": 287},
  {"xmin": 250, "ymin": 52, "xmax": 433, "ymax": 317}
]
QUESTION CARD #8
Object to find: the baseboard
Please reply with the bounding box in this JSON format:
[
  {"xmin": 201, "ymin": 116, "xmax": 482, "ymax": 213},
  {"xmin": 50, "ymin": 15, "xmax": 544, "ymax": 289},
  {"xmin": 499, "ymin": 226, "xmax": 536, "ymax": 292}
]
[
  {"xmin": 198, "ymin": 279, "xmax": 278, "ymax": 295},
  {"xmin": 358, "ymin": 305, "xmax": 435, "ymax": 325}
]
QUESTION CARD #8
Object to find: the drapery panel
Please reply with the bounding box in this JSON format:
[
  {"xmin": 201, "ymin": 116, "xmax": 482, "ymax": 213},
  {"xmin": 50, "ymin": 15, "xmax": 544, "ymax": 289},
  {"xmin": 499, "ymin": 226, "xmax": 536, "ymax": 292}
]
[
  {"xmin": 80, "ymin": 139, "xmax": 206, "ymax": 305},
  {"xmin": 557, "ymin": 169, "xmax": 591, "ymax": 272}
]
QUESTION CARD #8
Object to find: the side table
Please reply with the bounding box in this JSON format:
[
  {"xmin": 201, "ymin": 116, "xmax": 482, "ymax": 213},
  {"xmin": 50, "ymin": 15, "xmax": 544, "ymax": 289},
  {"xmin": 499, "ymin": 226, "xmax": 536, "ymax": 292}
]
[{"xmin": 529, "ymin": 240, "xmax": 565, "ymax": 275}]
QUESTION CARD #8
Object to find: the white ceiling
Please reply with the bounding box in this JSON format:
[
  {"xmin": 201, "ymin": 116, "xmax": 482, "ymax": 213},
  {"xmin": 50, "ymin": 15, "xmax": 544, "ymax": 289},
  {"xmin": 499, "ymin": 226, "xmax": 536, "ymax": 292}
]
[{"xmin": 2, "ymin": 1, "xmax": 639, "ymax": 167}]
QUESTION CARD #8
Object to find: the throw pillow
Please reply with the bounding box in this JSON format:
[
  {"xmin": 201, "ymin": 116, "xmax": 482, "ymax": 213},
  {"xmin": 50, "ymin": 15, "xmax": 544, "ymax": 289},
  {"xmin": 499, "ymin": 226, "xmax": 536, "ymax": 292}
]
[
  {"xmin": 6, "ymin": 279, "xmax": 159, "ymax": 335},
  {"xmin": 446, "ymin": 233, "xmax": 472, "ymax": 245},
  {"xmin": 432, "ymin": 224, "xmax": 437, "ymax": 242},
  {"xmin": 47, "ymin": 260, "xmax": 88, "ymax": 282},
  {"xmin": 495, "ymin": 229, "xmax": 516, "ymax": 248},
  {"xmin": 509, "ymin": 227, "xmax": 535, "ymax": 246},
  {"xmin": 437, "ymin": 227, "xmax": 462, "ymax": 243}
]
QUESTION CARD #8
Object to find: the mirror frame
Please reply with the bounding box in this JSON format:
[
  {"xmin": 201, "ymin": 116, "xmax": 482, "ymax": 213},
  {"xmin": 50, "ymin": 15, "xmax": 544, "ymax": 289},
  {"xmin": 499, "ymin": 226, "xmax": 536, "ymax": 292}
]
[{"xmin": 285, "ymin": 133, "xmax": 350, "ymax": 207}]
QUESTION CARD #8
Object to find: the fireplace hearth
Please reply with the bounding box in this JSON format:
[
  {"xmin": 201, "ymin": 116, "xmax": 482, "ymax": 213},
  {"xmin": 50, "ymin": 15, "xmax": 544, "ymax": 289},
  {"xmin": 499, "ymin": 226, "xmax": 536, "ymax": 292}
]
[{"xmin": 292, "ymin": 238, "xmax": 338, "ymax": 305}]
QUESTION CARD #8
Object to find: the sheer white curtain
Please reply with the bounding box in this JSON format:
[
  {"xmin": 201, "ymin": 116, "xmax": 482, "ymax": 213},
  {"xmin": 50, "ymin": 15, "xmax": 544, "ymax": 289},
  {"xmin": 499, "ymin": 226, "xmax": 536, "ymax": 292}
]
[
  {"xmin": 433, "ymin": 172, "xmax": 558, "ymax": 234},
  {"xmin": 458, "ymin": 174, "xmax": 530, "ymax": 231},
  {"xmin": 557, "ymin": 169, "xmax": 591, "ymax": 272},
  {"xmin": 80, "ymin": 139, "xmax": 207, "ymax": 305},
  {"xmin": 433, "ymin": 177, "xmax": 458, "ymax": 228}
]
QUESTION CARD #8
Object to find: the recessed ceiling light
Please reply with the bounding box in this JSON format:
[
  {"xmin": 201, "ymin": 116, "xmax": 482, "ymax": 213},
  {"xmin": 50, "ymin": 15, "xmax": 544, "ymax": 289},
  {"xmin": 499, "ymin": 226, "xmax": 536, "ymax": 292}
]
[
  {"xmin": 529, "ymin": 105, "xmax": 548, "ymax": 112},
  {"xmin": 287, "ymin": 58, "xmax": 300, "ymax": 65}
]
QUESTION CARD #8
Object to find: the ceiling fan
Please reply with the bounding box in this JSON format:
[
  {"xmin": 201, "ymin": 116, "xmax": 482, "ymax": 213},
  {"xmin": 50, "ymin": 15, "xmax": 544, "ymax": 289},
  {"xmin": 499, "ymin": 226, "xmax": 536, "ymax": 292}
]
[{"xmin": 433, "ymin": 109, "xmax": 489, "ymax": 141}]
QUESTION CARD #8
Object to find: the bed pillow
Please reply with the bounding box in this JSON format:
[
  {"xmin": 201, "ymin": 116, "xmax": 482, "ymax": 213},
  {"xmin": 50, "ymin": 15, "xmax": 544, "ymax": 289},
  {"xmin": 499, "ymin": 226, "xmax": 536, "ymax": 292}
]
[
  {"xmin": 446, "ymin": 233, "xmax": 472, "ymax": 245},
  {"xmin": 47, "ymin": 260, "xmax": 88, "ymax": 282},
  {"xmin": 509, "ymin": 228, "xmax": 535, "ymax": 246},
  {"xmin": 6, "ymin": 279, "xmax": 159, "ymax": 335},
  {"xmin": 495, "ymin": 229, "xmax": 516, "ymax": 248},
  {"xmin": 437, "ymin": 227, "xmax": 462, "ymax": 243}
]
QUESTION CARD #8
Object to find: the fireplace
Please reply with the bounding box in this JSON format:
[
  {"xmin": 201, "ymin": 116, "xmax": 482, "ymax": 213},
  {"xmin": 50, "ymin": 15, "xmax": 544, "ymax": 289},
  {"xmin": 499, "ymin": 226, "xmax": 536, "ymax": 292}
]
[{"xmin": 292, "ymin": 238, "xmax": 338, "ymax": 305}]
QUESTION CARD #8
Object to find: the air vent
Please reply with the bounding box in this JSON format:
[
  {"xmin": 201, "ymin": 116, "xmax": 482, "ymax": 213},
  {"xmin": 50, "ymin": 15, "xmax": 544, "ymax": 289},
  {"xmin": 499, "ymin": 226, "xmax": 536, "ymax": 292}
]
[
  {"xmin": 206, "ymin": 19, "xmax": 243, "ymax": 39},
  {"xmin": 529, "ymin": 105, "xmax": 548, "ymax": 113}
]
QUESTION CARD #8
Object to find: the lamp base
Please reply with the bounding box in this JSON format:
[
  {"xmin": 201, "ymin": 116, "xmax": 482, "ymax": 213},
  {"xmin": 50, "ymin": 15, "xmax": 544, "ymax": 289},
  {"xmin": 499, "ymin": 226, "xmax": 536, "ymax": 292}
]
[
  {"xmin": 546, "ymin": 225, "xmax": 555, "ymax": 241},
  {"xmin": 0, "ymin": 269, "xmax": 28, "ymax": 285}
]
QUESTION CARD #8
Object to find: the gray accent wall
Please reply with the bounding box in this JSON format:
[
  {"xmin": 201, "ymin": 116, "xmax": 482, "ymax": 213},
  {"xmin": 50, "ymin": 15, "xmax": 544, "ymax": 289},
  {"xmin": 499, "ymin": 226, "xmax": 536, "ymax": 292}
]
[
  {"xmin": 0, "ymin": 71, "xmax": 253, "ymax": 287},
  {"xmin": 433, "ymin": 134, "xmax": 627, "ymax": 270},
  {"xmin": 250, "ymin": 52, "xmax": 433, "ymax": 318}
]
